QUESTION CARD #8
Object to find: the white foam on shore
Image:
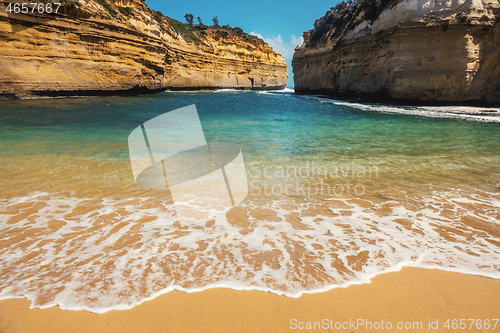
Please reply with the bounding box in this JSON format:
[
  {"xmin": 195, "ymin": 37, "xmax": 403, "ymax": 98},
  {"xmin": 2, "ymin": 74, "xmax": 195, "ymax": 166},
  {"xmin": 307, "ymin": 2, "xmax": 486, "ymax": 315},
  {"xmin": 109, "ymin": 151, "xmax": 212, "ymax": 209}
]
[
  {"xmin": 0, "ymin": 190, "xmax": 499, "ymax": 313},
  {"xmin": 276, "ymin": 88, "xmax": 295, "ymax": 93},
  {"xmin": 257, "ymin": 88, "xmax": 295, "ymax": 95},
  {"xmin": 216, "ymin": 88, "xmax": 294, "ymax": 95},
  {"xmin": 214, "ymin": 89, "xmax": 242, "ymax": 93},
  {"xmin": 302, "ymin": 95, "xmax": 500, "ymax": 123}
]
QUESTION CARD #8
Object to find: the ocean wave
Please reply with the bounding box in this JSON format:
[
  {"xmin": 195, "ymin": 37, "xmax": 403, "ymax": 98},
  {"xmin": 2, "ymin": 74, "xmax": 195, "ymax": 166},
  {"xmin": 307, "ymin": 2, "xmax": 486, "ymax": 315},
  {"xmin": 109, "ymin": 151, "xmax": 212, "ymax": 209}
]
[
  {"xmin": 257, "ymin": 88, "xmax": 295, "ymax": 95},
  {"xmin": 214, "ymin": 89, "xmax": 245, "ymax": 93},
  {"xmin": 302, "ymin": 95, "xmax": 500, "ymax": 123},
  {"xmin": 0, "ymin": 190, "xmax": 498, "ymax": 313}
]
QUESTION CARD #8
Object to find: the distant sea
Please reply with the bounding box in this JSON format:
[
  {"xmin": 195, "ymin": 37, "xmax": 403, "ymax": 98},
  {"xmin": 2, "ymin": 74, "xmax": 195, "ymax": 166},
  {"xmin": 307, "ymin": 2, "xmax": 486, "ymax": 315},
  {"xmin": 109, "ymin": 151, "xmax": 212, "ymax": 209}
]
[{"xmin": 1, "ymin": 89, "xmax": 499, "ymax": 313}]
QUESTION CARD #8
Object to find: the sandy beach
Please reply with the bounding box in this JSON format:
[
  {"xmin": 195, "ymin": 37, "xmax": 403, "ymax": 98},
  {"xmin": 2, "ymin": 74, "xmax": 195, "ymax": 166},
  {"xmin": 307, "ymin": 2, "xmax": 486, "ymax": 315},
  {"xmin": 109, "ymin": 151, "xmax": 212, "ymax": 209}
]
[{"xmin": 1, "ymin": 267, "xmax": 498, "ymax": 333}]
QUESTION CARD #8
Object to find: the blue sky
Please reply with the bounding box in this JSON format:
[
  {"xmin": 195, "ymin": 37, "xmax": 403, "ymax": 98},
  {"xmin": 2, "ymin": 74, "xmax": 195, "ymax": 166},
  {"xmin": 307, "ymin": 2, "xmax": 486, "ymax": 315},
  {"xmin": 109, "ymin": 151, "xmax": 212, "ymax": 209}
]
[{"xmin": 144, "ymin": 0, "xmax": 336, "ymax": 87}]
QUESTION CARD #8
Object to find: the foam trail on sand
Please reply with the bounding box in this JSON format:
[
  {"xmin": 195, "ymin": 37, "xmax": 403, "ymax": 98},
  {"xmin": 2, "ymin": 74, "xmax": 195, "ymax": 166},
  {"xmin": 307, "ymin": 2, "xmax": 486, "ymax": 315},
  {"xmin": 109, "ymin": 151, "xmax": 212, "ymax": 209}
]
[{"xmin": 0, "ymin": 189, "xmax": 498, "ymax": 313}]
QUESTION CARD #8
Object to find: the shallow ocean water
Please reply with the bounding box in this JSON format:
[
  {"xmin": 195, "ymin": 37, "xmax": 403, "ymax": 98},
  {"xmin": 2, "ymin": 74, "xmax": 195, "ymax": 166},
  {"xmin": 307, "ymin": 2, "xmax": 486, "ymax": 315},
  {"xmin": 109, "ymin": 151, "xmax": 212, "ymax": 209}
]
[{"xmin": 0, "ymin": 90, "xmax": 499, "ymax": 312}]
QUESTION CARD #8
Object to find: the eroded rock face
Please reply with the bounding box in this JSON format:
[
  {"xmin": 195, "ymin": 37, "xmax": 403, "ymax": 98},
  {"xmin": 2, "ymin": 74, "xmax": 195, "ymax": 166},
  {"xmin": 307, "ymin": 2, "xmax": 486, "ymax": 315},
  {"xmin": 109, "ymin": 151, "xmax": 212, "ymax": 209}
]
[
  {"xmin": 0, "ymin": 0, "xmax": 287, "ymax": 98},
  {"xmin": 293, "ymin": 0, "xmax": 500, "ymax": 103}
]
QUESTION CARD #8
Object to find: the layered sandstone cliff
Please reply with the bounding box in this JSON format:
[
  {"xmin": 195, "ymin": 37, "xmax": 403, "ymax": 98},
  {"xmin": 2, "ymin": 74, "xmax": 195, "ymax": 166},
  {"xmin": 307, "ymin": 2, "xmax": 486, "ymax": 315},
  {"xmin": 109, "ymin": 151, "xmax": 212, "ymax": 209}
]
[
  {"xmin": 0, "ymin": 0, "xmax": 287, "ymax": 98},
  {"xmin": 293, "ymin": 0, "xmax": 500, "ymax": 103}
]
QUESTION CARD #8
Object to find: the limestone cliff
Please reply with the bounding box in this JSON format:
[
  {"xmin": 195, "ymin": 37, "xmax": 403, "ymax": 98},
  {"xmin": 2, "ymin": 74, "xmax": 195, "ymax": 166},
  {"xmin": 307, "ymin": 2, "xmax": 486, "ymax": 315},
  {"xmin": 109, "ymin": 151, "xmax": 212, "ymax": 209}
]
[
  {"xmin": 0, "ymin": 0, "xmax": 287, "ymax": 98},
  {"xmin": 293, "ymin": 0, "xmax": 500, "ymax": 103}
]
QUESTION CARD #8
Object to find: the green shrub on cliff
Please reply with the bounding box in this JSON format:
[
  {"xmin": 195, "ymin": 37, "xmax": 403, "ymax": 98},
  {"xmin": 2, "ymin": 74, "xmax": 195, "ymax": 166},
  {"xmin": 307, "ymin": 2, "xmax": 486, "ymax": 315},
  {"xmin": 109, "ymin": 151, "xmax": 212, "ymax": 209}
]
[
  {"xmin": 97, "ymin": 0, "xmax": 117, "ymax": 17},
  {"xmin": 306, "ymin": 0, "xmax": 398, "ymax": 47},
  {"xmin": 166, "ymin": 17, "xmax": 208, "ymax": 45},
  {"xmin": 166, "ymin": 16, "xmax": 263, "ymax": 46},
  {"xmin": 152, "ymin": 10, "xmax": 163, "ymax": 24},
  {"xmin": 216, "ymin": 30, "xmax": 229, "ymax": 38},
  {"xmin": 117, "ymin": 6, "xmax": 133, "ymax": 16}
]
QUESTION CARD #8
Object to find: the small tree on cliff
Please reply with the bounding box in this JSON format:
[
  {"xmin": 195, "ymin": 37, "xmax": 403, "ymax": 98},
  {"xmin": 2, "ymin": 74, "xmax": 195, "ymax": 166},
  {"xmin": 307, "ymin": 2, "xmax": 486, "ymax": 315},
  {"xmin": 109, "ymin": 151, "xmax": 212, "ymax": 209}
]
[
  {"xmin": 197, "ymin": 16, "xmax": 203, "ymax": 25},
  {"xmin": 184, "ymin": 13, "xmax": 194, "ymax": 25},
  {"xmin": 212, "ymin": 16, "xmax": 219, "ymax": 26}
]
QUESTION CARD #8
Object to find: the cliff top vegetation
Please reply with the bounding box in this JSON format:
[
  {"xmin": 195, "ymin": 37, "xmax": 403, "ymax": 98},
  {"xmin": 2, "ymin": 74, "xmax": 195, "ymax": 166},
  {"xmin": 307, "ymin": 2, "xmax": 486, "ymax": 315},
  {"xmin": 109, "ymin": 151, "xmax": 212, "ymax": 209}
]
[{"xmin": 304, "ymin": 0, "xmax": 398, "ymax": 47}]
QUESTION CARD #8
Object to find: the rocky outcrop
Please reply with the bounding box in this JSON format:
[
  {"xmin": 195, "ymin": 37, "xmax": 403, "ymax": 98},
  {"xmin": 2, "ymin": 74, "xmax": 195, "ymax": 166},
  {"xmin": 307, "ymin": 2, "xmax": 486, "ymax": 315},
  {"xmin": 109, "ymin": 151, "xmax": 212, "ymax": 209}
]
[
  {"xmin": 0, "ymin": 0, "xmax": 287, "ymax": 98},
  {"xmin": 293, "ymin": 0, "xmax": 500, "ymax": 103}
]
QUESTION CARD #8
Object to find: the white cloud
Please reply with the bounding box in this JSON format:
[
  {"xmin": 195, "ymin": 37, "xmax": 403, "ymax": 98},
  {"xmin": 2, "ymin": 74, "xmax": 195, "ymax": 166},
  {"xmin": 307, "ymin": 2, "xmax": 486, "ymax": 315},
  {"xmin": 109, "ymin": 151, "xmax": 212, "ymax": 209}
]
[
  {"xmin": 250, "ymin": 32, "xmax": 303, "ymax": 87},
  {"xmin": 250, "ymin": 32, "xmax": 303, "ymax": 61}
]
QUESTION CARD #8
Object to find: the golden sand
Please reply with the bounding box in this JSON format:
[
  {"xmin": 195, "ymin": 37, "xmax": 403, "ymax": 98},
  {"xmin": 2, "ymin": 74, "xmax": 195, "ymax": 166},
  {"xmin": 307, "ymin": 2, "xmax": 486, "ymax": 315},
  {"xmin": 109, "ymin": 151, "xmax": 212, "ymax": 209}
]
[{"xmin": 0, "ymin": 267, "xmax": 498, "ymax": 333}]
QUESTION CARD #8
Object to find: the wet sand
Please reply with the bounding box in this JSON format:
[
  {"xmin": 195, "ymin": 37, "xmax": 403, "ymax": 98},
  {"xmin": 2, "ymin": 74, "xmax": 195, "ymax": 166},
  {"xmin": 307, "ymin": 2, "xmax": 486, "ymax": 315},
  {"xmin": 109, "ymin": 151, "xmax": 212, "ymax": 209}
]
[{"xmin": 0, "ymin": 267, "xmax": 499, "ymax": 333}]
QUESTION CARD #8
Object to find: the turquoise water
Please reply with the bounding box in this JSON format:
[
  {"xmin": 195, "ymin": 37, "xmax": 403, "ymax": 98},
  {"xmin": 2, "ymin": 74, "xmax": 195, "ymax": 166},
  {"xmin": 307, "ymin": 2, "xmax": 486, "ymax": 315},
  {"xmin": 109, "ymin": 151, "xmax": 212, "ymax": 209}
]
[
  {"xmin": 0, "ymin": 90, "xmax": 499, "ymax": 313},
  {"xmin": 2, "ymin": 91, "xmax": 499, "ymax": 159},
  {"xmin": 1, "ymin": 90, "xmax": 498, "ymax": 197}
]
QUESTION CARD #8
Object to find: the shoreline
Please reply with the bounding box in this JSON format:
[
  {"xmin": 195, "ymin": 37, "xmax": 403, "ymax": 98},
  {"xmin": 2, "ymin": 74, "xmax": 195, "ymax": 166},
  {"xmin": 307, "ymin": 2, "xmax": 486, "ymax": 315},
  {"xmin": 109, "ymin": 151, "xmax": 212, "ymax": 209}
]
[
  {"xmin": 4, "ymin": 87, "xmax": 500, "ymax": 110},
  {"xmin": 0, "ymin": 85, "xmax": 288, "ymax": 100},
  {"xmin": 2, "ymin": 262, "xmax": 499, "ymax": 314},
  {"xmin": 1, "ymin": 267, "xmax": 499, "ymax": 333},
  {"xmin": 294, "ymin": 89, "xmax": 500, "ymax": 108}
]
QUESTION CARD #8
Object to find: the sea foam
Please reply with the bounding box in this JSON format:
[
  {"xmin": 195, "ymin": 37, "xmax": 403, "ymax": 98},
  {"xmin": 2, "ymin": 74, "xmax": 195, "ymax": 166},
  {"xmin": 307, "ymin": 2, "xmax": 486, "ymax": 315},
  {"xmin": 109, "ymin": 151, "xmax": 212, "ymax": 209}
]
[
  {"xmin": 0, "ymin": 189, "xmax": 498, "ymax": 313},
  {"xmin": 307, "ymin": 96, "xmax": 500, "ymax": 123}
]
